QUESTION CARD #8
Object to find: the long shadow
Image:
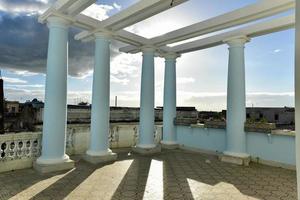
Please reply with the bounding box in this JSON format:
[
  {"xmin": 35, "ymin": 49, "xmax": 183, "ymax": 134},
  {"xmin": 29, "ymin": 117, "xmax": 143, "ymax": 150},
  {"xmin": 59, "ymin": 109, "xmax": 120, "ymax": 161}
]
[
  {"xmin": 111, "ymin": 150, "xmax": 195, "ymax": 200},
  {"xmin": 0, "ymin": 167, "xmax": 64, "ymax": 200},
  {"xmin": 3, "ymin": 149, "xmax": 296, "ymax": 200},
  {"xmin": 162, "ymin": 155, "xmax": 195, "ymax": 200},
  {"xmin": 111, "ymin": 155, "xmax": 152, "ymax": 200},
  {"xmin": 160, "ymin": 149, "xmax": 297, "ymax": 200},
  {"xmin": 29, "ymin": 159, "xmax": 99, "ymax": 200}
]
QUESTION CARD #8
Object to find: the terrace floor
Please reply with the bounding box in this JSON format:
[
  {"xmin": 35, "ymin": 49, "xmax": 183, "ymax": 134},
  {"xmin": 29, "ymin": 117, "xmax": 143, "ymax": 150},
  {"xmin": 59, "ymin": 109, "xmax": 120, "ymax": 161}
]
[{"xmin": 0, "ymin": 149, "xmax": 297, "ymax": 200}]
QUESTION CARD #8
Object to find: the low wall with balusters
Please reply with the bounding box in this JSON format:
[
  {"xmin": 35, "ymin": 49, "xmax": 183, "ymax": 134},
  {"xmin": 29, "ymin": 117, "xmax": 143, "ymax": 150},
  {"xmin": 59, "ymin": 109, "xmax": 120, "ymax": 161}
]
[
  {"xmin": 0, "ymin": 132, "xmax": 42, "ymax": 173},
  {"xmin": 0, "ymin": 123, "xmax": 163, "ymax": 173}
]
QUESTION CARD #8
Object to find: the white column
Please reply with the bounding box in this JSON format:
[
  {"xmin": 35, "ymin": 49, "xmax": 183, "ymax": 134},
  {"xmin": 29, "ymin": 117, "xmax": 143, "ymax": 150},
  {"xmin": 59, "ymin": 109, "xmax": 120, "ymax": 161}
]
[
  {"xmin": 161, "ymin": 53, "xmax": 179, "ymax": 149},
  {"xmin": 85, "ymin": 33, "xmax": 117, "ymax": 164},
  {"xmin": 224, "ymin": 36, "xmax": 250, "ymax": 158},
  {"xmin": 35, "ymin": 16, "xmax": 74, "ymax": 172},
  {"xmin": 295, "ymin": 0, "xmax": 300, "ymax": 198},
  {"xmin": 133, "ymin": 46, "xmax": 160, "ymax": 154}
]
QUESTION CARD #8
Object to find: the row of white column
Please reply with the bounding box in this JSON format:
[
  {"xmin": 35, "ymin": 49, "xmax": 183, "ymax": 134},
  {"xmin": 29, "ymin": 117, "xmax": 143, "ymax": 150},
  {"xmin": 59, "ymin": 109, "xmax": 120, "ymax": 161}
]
[
  {"xmin": 36, "ymin": 18, "xmax": 118, "ymax": 166},
  {"xmin": 35, "ymin": 16, "xmax": 250, "ymax": 170},
  {"xmin": 134, "ymin": 48, "xmax": 179, "ymax": 153}
]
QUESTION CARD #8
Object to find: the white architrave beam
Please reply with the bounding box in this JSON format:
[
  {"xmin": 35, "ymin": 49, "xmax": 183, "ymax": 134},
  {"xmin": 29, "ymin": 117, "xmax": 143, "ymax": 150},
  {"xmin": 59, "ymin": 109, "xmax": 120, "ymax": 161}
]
[
  {"xmin": 101, "ymin": 0, "xmax": 188, "ymax": 31},
  {"xmin": 121, "ymin": 0, "xmax": 295, "ymax": 53},
  {"xmin": 39, "ymin": 0, "xmax": 96, "ymax": 23},
  {"xmin": 74, "ymin": 14, "xmax": 151, "ymax": 46},
  {"xmin": 116, "ymin": 30, "xmax": 151, "ymax": 46},
  {"xmin": 75, "ymin": 0, "xmax": 189, "ymax": 41},
  {"xmin": 67, "ymin": 0, "xmax": 96, "ymax": 16},
  {"xmin": 54, "ymin": 0, "xmax": 80, "ymax": 12},
  {"xmin": 162, "ymin": 15, "xmax": 294, "ymax": 54},
  {"xmin": 38, "ymin": 8, "xmax": 151, "ymax": 46}
]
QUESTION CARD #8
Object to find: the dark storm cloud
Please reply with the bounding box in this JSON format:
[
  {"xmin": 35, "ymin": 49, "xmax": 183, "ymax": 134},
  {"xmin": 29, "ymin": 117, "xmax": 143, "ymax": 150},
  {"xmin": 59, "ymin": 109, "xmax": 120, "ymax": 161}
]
[
  {"xmin": 0, "ymin": 12, "xmax": 120, "ymax": 77},
  {"xmin": 0, "ymin": 0, "xmax": 125, "ymax": 78},
  {"xmin": 0, "ymin": 13, "xmax": 48, "ymax": 73}
]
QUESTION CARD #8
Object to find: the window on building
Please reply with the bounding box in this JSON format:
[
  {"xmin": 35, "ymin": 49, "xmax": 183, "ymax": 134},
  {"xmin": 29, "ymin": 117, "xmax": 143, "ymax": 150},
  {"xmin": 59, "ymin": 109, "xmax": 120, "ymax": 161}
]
[
  {"xmin": 274, "ymin": 114, "xmax": 279, "ymax": 121},
  {"xmin": 11, "ymin": 107, "xmax": 15, "ymax": 112},
  {"xmin": 259, "ymin": 113, "xmax": 263, "ymax": 119}
]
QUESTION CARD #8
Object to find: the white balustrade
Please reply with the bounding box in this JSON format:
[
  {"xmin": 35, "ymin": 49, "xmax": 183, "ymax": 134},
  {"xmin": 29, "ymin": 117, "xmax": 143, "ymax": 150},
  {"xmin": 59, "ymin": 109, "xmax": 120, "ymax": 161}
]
[
  {"xmin": 0, "ymin": 124, "xmax": 162, "ymax": 173},
  {"xmin": 0, "ymin": 132, "xmax": 41, "ymax": 173}
]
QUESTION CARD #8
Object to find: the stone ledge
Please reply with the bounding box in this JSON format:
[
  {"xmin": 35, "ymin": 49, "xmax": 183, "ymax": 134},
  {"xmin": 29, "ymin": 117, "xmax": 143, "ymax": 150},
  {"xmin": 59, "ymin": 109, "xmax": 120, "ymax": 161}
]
[
  {"xmin": 246, "ymin": 129, "xmax": 295, "ymax": 137},
  {"xmin": 161, "ymin": 142, "xmax": 179, "ymax": 150},
  {"xmin": 83, "ymin": 153, "xmax": 117, "ymax": 164},
  {"xmin": 33, "ymin": 159, "xmax": 75, "ymax": 174},
  {"xmin": 132, "ymin": 145, "xmax": 161, "ymax": 155},
  {"xmin": 0, "ymin": 159, "xmax": 34, "ymax": 173},
  {"xmin": 220, "ymin": 154, "xmax": 250, "ymax": 166},
  {"xmin": 251, "ymin": 157, "xmax": 295, "ymax": 170}
]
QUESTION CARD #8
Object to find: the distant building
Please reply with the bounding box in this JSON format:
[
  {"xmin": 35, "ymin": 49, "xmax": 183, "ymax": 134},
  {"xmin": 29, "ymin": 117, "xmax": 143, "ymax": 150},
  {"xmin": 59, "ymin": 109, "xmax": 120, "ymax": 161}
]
[
  {"xmin": 5, "ymin": 101, "xmax": 20, "ymax": 114},
  {"xmin": 246, "ymin": 107, "xmax": 294, "ymax": 127},
  {"xmin": 198, "ymin": 111, "xmax": 224, "ymax": 123},
  {"xmin": 25, "ymin": 98, "xmax": 44, "ymax": 109},
  {"xmin": 220, "ymin": 107, "xmax": 295, "ymax": 129}
]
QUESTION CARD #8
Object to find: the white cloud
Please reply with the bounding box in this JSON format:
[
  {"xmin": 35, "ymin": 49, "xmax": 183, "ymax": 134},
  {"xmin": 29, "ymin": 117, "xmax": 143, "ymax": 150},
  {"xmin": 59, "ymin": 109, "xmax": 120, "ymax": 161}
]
[
  {"xmin": 113, "ymin": 3, "xmax": 121, "ymax": 11},
  {"xmin": 111, "ymin": 75, "xmax": 130, "ymax": 85},
  {"xmin": 69, "ymin": 70, "xmax": 93, "ymax": 80},
  {"xmin": 247, "ymin": 92, "xmax": 294, "ymax": 96},
  {"xmin": 4, "ymin": 88, "xmax": 44, "ymax": 102},
  {"xmin": 5, "ymin": 84, "xmax": 44, "ymax": 88},
  {"xmin": 9, "ymin": 70, "xmax": 39, "ymax": 77},
  {"xmin": 177, "ymin": 77, "xmax": 195, "ymax": 84},
  {"xmin": 273, "ymin": 49, "xmax": 282, "ymax": 53},
  {"xmin": 181, "ymin": 91, "xmax": 294, "ymax": 111},
  {"xmin": 81, "ymin": 4, "xmax": 114, "ymax": 21},
  {"xmin": 0, "ymin": 0, "xmax": 50, "ymax": 15},
  {"xmin": 126, "ymin": 17, "xmax": 185, "ymax": 39},
  {"xmin": 124, "ymin": 2, "xmax": 197, "ymax": 39},
  {"xmin": 111, "ymin": 53, "xmax": 140, "ymax": 76},
  {"xmin": 2, "ymin": 77, "xmax": 27, "ymax": 84},
  {"xmin": 68, "ymin": 90, "xmax": 92, "ymax": 104}
]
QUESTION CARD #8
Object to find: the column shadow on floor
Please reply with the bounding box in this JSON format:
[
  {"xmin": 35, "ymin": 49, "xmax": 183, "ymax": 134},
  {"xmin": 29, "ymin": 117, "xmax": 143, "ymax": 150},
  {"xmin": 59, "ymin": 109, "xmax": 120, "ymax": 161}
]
[
  {"xmin": 159, "ymin": 149, "xmax": 297, "ymax": 200},
  {"xmin": 1, "ymin": 149, "xmax": 297, "ymax": 200},
  {"xmin": 111, "ymin": 151, "xmax": 196, "ymax": 200},
  {"xmin": 29, "ymin": 159, "xmax": 100, "ymax": 200},
  {"xmin": 110, "ymin": 156, "xmax": 152, "ymax": 200},
  {"xmin": 0, "ymin": 168, "xmax": 65, "ymax": 200}
]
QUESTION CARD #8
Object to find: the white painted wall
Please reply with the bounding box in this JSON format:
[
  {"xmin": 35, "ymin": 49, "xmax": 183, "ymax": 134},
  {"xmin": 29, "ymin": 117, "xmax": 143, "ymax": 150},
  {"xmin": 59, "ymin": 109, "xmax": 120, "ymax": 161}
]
[{"xmin": 176, "ymin": 125, "xmax": 295, "ymax": 169}]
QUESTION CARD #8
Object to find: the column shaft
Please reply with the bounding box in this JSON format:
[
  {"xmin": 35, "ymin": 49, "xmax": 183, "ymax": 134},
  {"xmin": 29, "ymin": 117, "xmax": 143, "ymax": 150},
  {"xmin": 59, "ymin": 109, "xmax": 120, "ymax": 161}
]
[
  {"xmin": 225, "ymin": 37, "xmax": 249, "ymax": 156},
  {"xmin": 37, "ymin": 17, "xmax": 70, "ymax": 164},
  {"xmin": 162, "ymin": 55, "xmax": 177, "ymax": 146},
  {"xmin": 138, "ymin": 49, "xmax": 155, "ymax": 148},
  {"xmin": 87, "ymin": 34, "xmax": 111, "ymax": 155}
]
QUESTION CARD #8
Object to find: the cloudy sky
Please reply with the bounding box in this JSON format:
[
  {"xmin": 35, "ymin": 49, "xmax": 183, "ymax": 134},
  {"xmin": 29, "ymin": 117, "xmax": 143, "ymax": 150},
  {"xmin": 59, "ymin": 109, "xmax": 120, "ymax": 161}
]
[{"xmin": 0, "ymin": 0, "xmax": 295, "ymax": 111}]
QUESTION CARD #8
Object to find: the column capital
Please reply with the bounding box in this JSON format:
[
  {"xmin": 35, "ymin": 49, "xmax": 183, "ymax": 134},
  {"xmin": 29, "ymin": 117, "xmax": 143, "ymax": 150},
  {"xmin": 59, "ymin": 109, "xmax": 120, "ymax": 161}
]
[
  {"xmin": 163, "ymin": 52, "xmax": 180, "ymax": 60},
  {"xmin": 94, "ymin": 32, "xmax": 113, "ymax": 40},
  {"xmin": 223, "ymin": 36, "xmax": 250, "ymax": 47},
  {"xmin": 141, "ymin": 45, "xmax": 156, "ymax": 54},
  {"xmin": 47, "ymin": 16, "xmax": 71, "ymax": 29}
]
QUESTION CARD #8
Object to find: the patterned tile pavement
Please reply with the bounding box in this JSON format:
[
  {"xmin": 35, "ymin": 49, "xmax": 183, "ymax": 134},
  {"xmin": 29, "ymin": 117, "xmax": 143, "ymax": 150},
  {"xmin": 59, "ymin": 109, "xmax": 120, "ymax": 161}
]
[{"xmin": 0, "ymin": 149, "xmax": 297, "ymax": 200}]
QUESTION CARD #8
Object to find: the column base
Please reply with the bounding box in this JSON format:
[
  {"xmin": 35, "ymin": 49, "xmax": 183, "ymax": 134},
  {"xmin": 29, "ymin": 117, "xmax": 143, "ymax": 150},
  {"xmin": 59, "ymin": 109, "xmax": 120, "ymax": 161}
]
[
  {"xmin": 84, "ymin": 150, "xmax": 117, "ymax": 164},
  {"xmin": 132, "ymin": 144, "xmax": 161, "ymax": 155},
  {"xmin": 220, "ymin": 151, "xmax": 250, "ymax": 166},
  {"xmin": 161, "ymin": 141, "xmax": 179, "ymax": 149},
  {"xmin": 33, "ymin": 159, "xmax": 75, "ymax": 174}
]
